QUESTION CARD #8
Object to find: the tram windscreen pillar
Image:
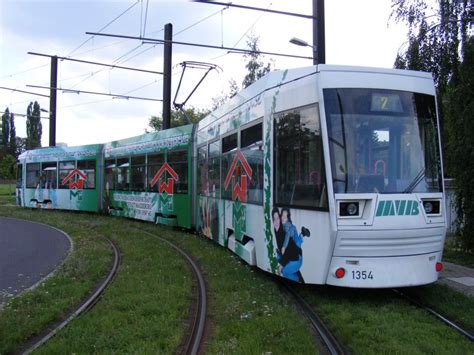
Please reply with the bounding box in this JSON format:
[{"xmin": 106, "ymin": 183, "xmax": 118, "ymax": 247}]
[
  {"xmin": 49, "ymin": 55, "xmax": 58, "ymax": 146},
  {"xmin": 163, "ymin": 23, "xmax": 173, "ymax": 130}
]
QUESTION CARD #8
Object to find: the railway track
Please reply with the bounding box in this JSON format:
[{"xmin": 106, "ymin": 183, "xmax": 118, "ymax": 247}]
[
  {"xmin": 393, "ymin": 289, "xmax": 474, "ymax": 342},
  {"xmin": 22, "ymin": 238, "xmax": 121, "ymax": 354},
  {"xmin": 138, "ymin": 229, "xmax": 207, "ymax": 355},
  {"xmin": 281, "ymin": 281, "xmax": 348, "ymax": 355}
]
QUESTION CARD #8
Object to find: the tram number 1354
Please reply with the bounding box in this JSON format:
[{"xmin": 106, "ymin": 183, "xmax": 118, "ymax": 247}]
[{"xmin": 352, "ymin": 270, "xmax": 374, "ymax": 280}]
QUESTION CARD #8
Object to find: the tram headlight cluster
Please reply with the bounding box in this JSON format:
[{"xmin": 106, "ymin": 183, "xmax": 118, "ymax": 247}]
[{"xmin": 339, "ymin": 202, "xmax": 359, "ymax": 217}]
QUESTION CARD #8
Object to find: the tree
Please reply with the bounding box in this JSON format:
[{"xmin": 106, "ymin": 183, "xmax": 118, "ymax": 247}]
[
  {"xmin": 148, "ymin": 107, "xmax": 209, "ymax": 131},
  {"xmin": 242, "ymin": 34, "xmax": 273, "ymax": 89},
  {"xmin": 444, "ymin": 37, "xmax": 474, "ymax": 251},
  {"xmin": 391, "ymin": 0, "xmax": 472, "ymax": 93},
  {"xmin": 0, "ymin": 154, "xmax": 16, "ymax": 180},
  {"xmin": 211, "ymin": 35, "xmax": 274, "ymax": 110},
  {"xmin": 392, "ymin": 0, "xmax": 473, "ymax": 250},
  {"xmin": 14, "ymin": 137, "xmax": 26, "ymax": 159},
  {"xmin": 26, "ymin": 101, "xmax": 42, "ymax": 149},
  {"xmin": 1, "ymin": 108, "xmax": 10, "ymax": 150},
  {"xmin": 8, "ymin": 112, "xmax": 16, "ymax": 157}
]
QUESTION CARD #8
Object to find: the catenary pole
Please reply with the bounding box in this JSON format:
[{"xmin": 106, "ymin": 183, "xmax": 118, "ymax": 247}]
[
  {"xmin": 312, "ymin": 0, "xmax": 326, "ymax": 65},
  {"xmin": 49, "ymin": 56, "xmax": 58, "ymax": 146},
  {"xmin": 162, "ymin": 23, "xmax": 172, "ymax": 130}
]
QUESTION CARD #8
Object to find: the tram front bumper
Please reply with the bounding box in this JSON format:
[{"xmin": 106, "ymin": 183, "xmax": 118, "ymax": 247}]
[{"xmin": 326, "ymin": 251, "xmax": 442, "ymax": 288}]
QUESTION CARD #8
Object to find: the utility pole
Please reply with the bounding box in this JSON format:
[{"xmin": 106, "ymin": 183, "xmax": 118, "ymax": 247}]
[
  {"xmin": 162, "ymin": 23, "xmax": 172, "ymax": 130},
  {"xmin": 313, "ymin": 0, "xmax": 325, "ymax": 65},
  {"xmin": 49, "ymin": 56, "xmax": 58, "ymax": 146}
]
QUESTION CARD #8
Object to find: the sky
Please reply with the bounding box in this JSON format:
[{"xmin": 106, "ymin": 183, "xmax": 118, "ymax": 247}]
[{"xmin": 0, "ymin": 0, "xmax": 409, "ymax": 147}]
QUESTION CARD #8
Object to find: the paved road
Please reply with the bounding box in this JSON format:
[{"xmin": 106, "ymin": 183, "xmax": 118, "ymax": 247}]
[
  {"xmin": 439, "ymin": 262, "xmax": 474, "ymax": 297},
  {"xmin": 0, "ymin": 217, "xmax": 71, "ymax": 304}
]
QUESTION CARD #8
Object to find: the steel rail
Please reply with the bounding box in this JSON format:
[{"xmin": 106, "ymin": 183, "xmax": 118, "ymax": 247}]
[
  {"xmin": 22, "ymin": 238, "xmax": 121, "ymax": 354},
  {"xmin": 138, "ymin": 229, "xmax": 207, "ymax": 355},
  {"xmin": 281, "ymin": 281, "xmax": 347, "ymax": 355},
  {"xmin": 393, "ymin": 289, "xmax": 474, "ymax": 342}
]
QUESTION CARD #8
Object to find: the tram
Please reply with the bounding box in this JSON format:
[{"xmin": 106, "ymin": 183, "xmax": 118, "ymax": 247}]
[{"xmin": 17, "ymin": 64, "xmax": 447, "ymax": 288}]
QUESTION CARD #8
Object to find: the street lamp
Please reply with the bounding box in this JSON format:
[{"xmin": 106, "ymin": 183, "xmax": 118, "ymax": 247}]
[{"xmin": 289, "ymin": 37, "xmax": 317, "ymax": 64}]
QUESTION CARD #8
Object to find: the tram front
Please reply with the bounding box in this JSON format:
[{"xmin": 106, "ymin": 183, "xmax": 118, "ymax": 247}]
[{"xmin": 322, "ymin": 67, "xmax": 446, "ymax": 288}]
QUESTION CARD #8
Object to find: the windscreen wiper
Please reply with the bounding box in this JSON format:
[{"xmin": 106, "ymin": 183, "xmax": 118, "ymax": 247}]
[{"xmin": 403, "ymin": 168, "xmax": 425, "ymax": 193}]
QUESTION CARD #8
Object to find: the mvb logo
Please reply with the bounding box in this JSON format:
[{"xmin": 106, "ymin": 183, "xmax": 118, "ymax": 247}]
[{"xmin": 376, "ymin": 200, "xmax": 420, "ymax": 217}]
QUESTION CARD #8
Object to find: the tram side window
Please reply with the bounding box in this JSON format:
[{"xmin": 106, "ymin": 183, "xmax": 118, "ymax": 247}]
[
  {"xmin": 17, "ymin": 164, "xmax": 23, "ymax": 188},
  {"xmin": 198, "ymin": 146, "xmax": 208, "ymax": 196},
  {"xmin": 208, "ymin": 141, "xmax": 220, "ymax": 198},
  {"xmin": 274, "ymin": 106, "xmax": 328, "ymax": 209},
  {"xmin": 241, "ymin": 123, "xmax": 263, "ymax": 205},
  {"xmin": 221, "ymin": 133, "xmax": 238, "ymax": 200},
  {"xmin": 130, "ymin": 156, "xmax": 146, "ymax": 192},
  {"xmin": 105, "ymin": 159, "xmax": 116, "ymax": 190},
  {"xmin": 59, "ymin": 161, "xmax": 75, "ymax": 189},
  {"xmin": 147, "ymin": 153, "xmax": 164, "ymax": 192},
  {"xmin": 77, "ymin": 160, "xmax": 96, "ymax": 189},
  {"xmin": 116, "ymin": 158, "xmax": 130, "ymax": 191},
  {"xmin": 168, "ymin": 150, "xmax": 188, "ymax": 194},
  {"xmin": 42, "ymin": 162, "xmax": 57, "ymax": 189},
  {"xmin": 26, "ymin": 163, "xmax": 40, "ymax": 188}
]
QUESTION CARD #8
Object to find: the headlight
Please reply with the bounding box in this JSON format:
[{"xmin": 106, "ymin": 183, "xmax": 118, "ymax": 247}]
[{"xmin": 340, "ymin": 202, "xmax": 359, "ymax": 216}]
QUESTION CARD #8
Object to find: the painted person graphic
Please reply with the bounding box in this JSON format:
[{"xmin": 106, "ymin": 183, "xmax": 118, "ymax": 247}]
[{"xmin": 272, "ymin": 207, "xmax": 310, "ymax": 282}]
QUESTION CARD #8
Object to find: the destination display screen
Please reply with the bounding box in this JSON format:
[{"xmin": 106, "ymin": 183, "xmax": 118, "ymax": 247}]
[{"xmin": 370, "ymin": 93, "xmax": 403, "ymax": 113}]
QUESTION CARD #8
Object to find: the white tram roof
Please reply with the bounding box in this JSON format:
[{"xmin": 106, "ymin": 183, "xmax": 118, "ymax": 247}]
[{"xmin": 197, "ymin": 64, "xmax": 435, "ymax": 142}]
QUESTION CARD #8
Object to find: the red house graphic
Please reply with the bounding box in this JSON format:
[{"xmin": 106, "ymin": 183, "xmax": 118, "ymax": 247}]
[
  {"xmin": 224, "ymin": 150, "xmax": 252, "ymax": 203},
  {"xmin": 150, "ymin": 163, "xmax": 179, "ymax": 194},
  {"xmin": 61, "ymin": 168, "xmax": 87, "ymax": 189}
]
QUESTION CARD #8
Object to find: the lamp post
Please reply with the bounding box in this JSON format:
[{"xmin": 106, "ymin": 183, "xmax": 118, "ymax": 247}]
[{"xmin": 289, "ymin": 37, "xmax": 317, "ymax": 65}]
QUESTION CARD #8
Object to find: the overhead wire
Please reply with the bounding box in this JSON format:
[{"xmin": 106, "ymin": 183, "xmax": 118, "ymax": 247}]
[
  {"xmin": 62, "ymin": 5, "xmax": 228, "ymax": 101},
  {"xmin": 57, "ymin": 2, "xmax": 270, "ymax": 112},
  {"xmin": 143, "ymin": 0, "xmax": 150, "ymax": 36},
  {"xmin": 67, "ymin": 0, "xmax": 140, "ymax": 57}
]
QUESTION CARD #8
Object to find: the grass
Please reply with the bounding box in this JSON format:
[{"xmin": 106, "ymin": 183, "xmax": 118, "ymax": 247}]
[
  {"xmin": 298, "ymin": 285, "xmax": 474, "ymax": 354},
  {"xmin": 443, "ymin": 237, "xmax": 474, "ymax": 268},
  {"xmin": 138, "ymin": 224, "xmax": 318, "ymax": 354},
  {"xmin": 1, "ymin": 204, "xmax": 473, "ymax": 353},
  {"xmin": 36, "ymin": 220, "xmax": 192, "ymax": 353},
  {"xmin": 401, "ymin": 282, "xmax": 474, "ymax": 333},
  {"xmin": 0, "ymin": 183, "xmax": 15, "ymax": 205},
  {"xmin": 0, "ymin": 207, "xmax": 317, "ymax": 353},
  {"xmin": 0, "ymin": 209, "xmax": 111, "ymax": 354}
]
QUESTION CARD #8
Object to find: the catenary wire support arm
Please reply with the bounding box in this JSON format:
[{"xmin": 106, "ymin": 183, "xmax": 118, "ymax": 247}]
[
  {"xmin": 192, "ymin": 1, "xmax": 315, "ymax": 20},
  {"xmin": 0, "ymin": 111, "xmax": 50, "ymax": 120},
  {"xmin": 0, "ymin": 86, "xmax": 50, "ymax": 98},
  {"xmin": 27, "ymin": 52, "xmax": 164, "ymax": 75},
  {"xmin": 86, "ymin": 32, "xmax": 313, "ymax": 61},
  {"xmin": 26, "ymin": 85, "xmax": 162, "ymax": 102}
]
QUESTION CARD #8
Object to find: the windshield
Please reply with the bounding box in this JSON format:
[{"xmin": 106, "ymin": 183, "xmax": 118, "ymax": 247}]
[{"xmin": 324, "ymin": 88, "xmax": 442, "ymax": 194}]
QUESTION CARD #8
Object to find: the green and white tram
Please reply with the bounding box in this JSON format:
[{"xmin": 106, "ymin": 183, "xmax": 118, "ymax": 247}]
[
  {"xmin": 195, "ymin": 64, "xmax": 445, "ymax": 288},
  {"xmin": 103, "ymin": 124, "xmax": 194, "ymax": 228},
  {"xmin": 16, "ymin": 64, "xmax": 446, "ymax": 288},
  {"xmin": 17, "ymin": 144, "xmax": 101, "ymax": 212}
]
